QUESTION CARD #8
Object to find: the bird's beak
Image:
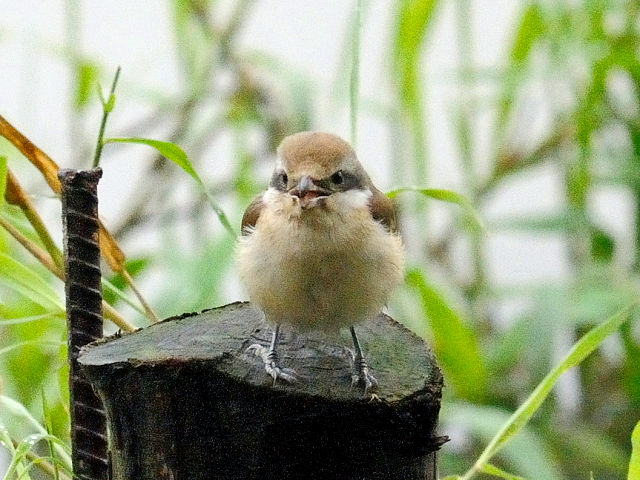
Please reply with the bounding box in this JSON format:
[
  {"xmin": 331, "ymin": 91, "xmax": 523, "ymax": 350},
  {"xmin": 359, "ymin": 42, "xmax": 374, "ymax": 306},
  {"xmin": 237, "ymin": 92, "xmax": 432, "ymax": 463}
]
[{"xmin": 290, "ymin": 175, "xmax": 330, "ymax": 209}]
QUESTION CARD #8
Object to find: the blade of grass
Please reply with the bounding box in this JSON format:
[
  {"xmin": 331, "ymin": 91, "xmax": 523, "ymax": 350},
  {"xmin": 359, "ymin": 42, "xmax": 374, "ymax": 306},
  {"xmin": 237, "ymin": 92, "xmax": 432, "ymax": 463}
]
[
  {"xmin": 104, "ymin": 137, "xmax": 236, "ymax": 237},
  {"xmin": 18, "ymin": 456, "xmax": 72, "ymax": 480},
  {"xmin": 0, "ymin": 340, "xmax": 64, "ymax": 357},
  {"xmin": 93, "ymin": 66, "xmax": 121, "ymax": 168},
  {"xmin": 73, "ymin": 60, "xmax": 100, "ymax": 111},
  {"xmin": 0, "ymin": 252, "xmax": 64, "ymax": 312},
  {"xmin": 5, "ymin": 170, "xmax": 64, "ymax": 268},
  {"xmin": 83, "ymin": 66, "xmax": 161, "ymax": 321},
  {"xmin": 0, "ymin": 113, "xmax": 150, "ymax": 326},
  {"xmin": 0, "ymin": 155, "xmax": 7, "ymax": 208},
  {"xmin": 0, "ymin": 115, "xmax": 62, "ymax": 193},
  {"xmin": 495, "ymin": 3, "xmax": 546, "ymax": 136},
  {"xmin": 461, "ymin": 303, "xmax": 637, "ymax": 480},
  {"xmin": 0, "ymin": 396, "xmax": 72, "ymax": 470},
  {"xmin": 0, "ymin": 213, "xmax": 136, "ymax": 331},
  {"xmin": 101, "ymin": 276, "xmax": 145, "ymax": 315},
  {"xmin": 480, "ymin": 463, "xmax": 527, "ymax": 480},
  {"xmin": 387, "ymin": 186, "xmax": 483, "ymax": 231},
  {"xmin": 392, "ymin": 0, "xmax": 440, "ymax": 189},
  {"xmin": 0, "ymin": 313, "xmax": 65, "ymax": 326},
  {"xmin": 443, "ymin": 402, "xmax": 561, "ymax": 480},
  {"xmin": 3, "ymin": 433, "xmax": 71, "ymax": 480},
  {"xmin": 0, "ymin": 215, "xmax": 60, "ymax": 275},
  {"xmin": 630, "ymin": 421, "xmax": 640, "ymax": 480},
  {"xmin": 0, "ymin": 423, "xmax": 31, "ymax": 480},
  {"xmin": 41, "ymin": 390, "xmax": 60, "ymax": 480},
  {"xmin": 406, "ymin": 268, "xmax": 486, "ymax": 401}
]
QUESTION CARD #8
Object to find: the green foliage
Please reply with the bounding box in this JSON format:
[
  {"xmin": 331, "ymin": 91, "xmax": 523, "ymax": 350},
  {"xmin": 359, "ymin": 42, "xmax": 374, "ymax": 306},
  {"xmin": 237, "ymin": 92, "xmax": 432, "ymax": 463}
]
[
  {"xmin": 480, "ymin": 463, "xmax": 526, "ymax": 480},
  {"xmin": 0, "ymin": 253, "xmax": 63, "ymax": 313},
  {"xmin": 0, "ymin": 396, "xmax": 72, "ymax": 470},
  {"xmin": 0, "ymin": 156, "xmax": 6, "ymax": 208},
  {"xmin": 630, "ymin": 421, "xmax": 640, "ymax": 480},
  {"xmin": 392, "ymin": 0, "xmax": 440, "ymax": 184},
  {"xmin": 461, "ymin": 304, "xmax": 636, "ymax": 479},
  {"xmin": 73, "ymin": 61, "xmax": 100, "ymax": 110},
  {"xmin": 2, "ymin": 1, "xmax": 640, "ymax": 479},
  {"xmin": 406, "ymin": 269, "xmax": 486, "ymax": 401}
]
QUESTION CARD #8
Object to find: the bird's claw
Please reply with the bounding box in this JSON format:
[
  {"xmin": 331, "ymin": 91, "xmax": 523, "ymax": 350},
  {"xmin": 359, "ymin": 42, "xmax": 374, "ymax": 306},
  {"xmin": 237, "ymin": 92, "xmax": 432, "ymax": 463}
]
[
  {"xmin": 246, "ymin": 343, "xmax": 299, "ymax": 385},
  {"xmin": 266, "ymin": 362, "xmax": 299, "ymax": 385},
  {"xmin": 351, "ymin": 370, "xmax": 378, "ymax": 396},
  {"xmin": 349, "ymin": 349, "xmax": 378, "ymax": 396}
]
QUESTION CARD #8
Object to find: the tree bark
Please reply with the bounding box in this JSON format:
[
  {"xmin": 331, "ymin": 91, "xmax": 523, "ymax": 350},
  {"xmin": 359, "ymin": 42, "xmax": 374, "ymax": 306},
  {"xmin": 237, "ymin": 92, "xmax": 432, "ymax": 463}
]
[{"xmin": 79, "ymin": 302, "xmax": 446, "ymax": 480}]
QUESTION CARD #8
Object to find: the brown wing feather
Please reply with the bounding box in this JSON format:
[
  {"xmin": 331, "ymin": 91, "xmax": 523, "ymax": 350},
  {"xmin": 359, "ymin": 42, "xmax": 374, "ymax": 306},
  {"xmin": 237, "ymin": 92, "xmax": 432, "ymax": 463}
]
[
  {"xmin": 241, "ymin": 194, "xmax": 265, "ymax": 235},
  {"xmin": 369, "ymin": 187, "xmax": 397, "ymax": 233}
]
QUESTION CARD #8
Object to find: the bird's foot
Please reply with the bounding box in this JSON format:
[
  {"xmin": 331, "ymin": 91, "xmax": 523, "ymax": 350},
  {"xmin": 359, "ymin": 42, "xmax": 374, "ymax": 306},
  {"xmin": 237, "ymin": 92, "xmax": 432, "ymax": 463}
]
[
  {"xmin": 246, "ymin": 344, "xmax": 299, "ymax": 386},
  {"xmin": 349, "ymin": 350, "xmax": 378, "ymax": 396}
]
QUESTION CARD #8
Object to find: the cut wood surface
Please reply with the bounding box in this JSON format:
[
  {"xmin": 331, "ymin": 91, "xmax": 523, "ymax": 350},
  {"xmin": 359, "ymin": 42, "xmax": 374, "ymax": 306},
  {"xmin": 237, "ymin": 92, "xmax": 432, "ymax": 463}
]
[{"xmin": 79, "ymin": 302, "xmax": 445, "ymax": 480}]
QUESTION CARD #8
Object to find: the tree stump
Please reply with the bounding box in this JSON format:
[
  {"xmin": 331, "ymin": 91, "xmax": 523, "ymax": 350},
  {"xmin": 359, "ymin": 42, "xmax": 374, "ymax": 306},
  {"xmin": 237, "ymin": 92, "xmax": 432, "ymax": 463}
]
[{"xmin": 78, "ymin": 302, "xmax": 446, "ymax": 480}]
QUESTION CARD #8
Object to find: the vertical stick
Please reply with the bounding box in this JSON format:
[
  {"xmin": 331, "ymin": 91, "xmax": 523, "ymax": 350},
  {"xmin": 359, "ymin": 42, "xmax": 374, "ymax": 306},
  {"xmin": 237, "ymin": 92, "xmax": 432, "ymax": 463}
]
[
  {"xmin": 349, "ymin": 0, "xmax": 363, "ymax": 147},
  {"xmin": 59, "ymin": 168, "xmax": 109, "ymax": 480}
]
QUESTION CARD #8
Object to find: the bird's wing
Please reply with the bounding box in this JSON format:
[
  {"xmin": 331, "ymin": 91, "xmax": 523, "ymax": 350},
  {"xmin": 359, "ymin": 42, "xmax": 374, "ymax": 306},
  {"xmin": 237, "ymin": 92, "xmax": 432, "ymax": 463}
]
[
  {"xmin": 241, "ymin": 194, "xmax": 265, "ymax": 235},
  {"xmin": 369, "ymin": 187, "xmax": 398, "ymax": 233}
]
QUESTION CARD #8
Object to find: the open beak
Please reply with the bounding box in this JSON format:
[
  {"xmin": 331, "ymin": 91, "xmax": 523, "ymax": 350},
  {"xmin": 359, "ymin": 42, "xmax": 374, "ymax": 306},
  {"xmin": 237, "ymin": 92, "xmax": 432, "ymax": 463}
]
[{"xmin": 290, "ymin": 175, "xmax": 330, "ymax": 209}]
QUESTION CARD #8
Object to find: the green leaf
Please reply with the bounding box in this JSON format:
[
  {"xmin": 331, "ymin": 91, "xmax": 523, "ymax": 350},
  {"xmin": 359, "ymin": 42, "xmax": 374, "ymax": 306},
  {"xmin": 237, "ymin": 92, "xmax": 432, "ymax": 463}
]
[
  {"xmin": 392, "ymin": 0, "xmax": 440, "ymax": 186},
  {"xmin": 104, "ymin": 94, "xmax": 116, "ymax": 113},
  {"xmin": 443, "ymin": 402, "xmax": 562, "ymax": 480},
  {"xmin": 73, "ymin": 61, "xmax": 100, "ymax": 110},
  {"xmin": 495, "ymin": 3, "xmax": 546, "ymax": 141},
  {"xmin": 41, "ymin": 390, "xmax": 61, "ymax": 480},
  {"xmin": 630, "ymin": 421, "xmax": 640, "ymax": 480},
  {"xmin": 393, "ymin": 0, "xmax": 439, "ymax": 104},
  {"xmin": 0, "ymin": 252, "xmax": 64, "ymax": 312},
  {"xmin": 104, "ymin": 137, "xmax": 236, "ymax": 237},
  {"xmin": 481, "ymin": 463, "xmax": 527, "ymax": 480},
  {"xmin": 102, "ymin": 258, "xmax": 150, "ymax": 311},
  {"xmin": 510, "ymin": 4, "xmax": 545, "ymax": 65},
  {"xmin": 591, "ymin": 227, "xmax": 615, "ymax": 263},
  {"xmin": 0, "ymin": 340, "xmax": 64, "ymax": 357},
  {"xmin": 406, "ymin": 268, "xmax": 486, "ymax": 401},
  {"xmin": 490, "ymin": 213, "xmax": 571, "ymax": 232},
  {"xmin": 387, "ymin": 186, "xmax": 483, "ymax": 230},
  {"xmin": 0, "ymin": 155, "xmax": 7, "ymax": 209},
  {"xmin": 0, "ymin": 312, "xmax": 64, "ymax": 326},
  {"xmin": 107, "ymin": 137, "xmax": 198, "ymax": 181},
  {"xmin": 0, "ymin": 422, "xmax": 14, "ymax": 451},
  {"xmin": 462, "ymin": 303, "xmax": 636, "ymax": 479},
  {"xmin": 3, "ymin": 433, "xmax": 71, "ymax": 480}
]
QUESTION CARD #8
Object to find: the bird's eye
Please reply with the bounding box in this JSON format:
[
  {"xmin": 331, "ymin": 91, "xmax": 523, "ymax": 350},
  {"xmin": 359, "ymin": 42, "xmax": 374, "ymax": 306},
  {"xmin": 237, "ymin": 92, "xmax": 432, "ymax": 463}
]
[
  {"xmin": 270, "ymin": 170, "xmax": 288, "ymax": 191},
  {"xmin": 331, "ymin": 170, "xmax": 344, "ymax": 185}
]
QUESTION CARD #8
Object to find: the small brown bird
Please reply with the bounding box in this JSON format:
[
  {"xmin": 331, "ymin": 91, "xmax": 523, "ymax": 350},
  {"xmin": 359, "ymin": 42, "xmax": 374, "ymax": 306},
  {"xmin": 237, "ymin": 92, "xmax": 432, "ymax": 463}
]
[{"xmin": 237, "ymin": 131, "xmax": 404, "ymax": 393}]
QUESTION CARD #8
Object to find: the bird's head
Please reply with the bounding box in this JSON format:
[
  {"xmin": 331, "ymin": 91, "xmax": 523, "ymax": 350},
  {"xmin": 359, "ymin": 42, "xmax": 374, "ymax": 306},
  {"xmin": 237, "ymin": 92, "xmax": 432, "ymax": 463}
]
[{"xmin": 271, "ymin": 131, "xmax": 371, "ymax": 210}]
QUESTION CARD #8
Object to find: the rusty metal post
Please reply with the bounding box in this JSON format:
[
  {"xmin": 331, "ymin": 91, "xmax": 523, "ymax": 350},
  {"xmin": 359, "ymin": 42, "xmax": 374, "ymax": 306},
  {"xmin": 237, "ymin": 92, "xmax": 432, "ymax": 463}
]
[{"xmin": 59, "ymin": 168, "xmax": 109, "ymax": 480}]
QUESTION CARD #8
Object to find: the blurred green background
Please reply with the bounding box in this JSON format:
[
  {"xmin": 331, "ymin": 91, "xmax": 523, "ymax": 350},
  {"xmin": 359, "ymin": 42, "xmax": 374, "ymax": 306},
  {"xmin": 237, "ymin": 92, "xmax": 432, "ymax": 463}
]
[{"xmin": 1, "ymin": 1, "xmax": 640, "ymax": 479}]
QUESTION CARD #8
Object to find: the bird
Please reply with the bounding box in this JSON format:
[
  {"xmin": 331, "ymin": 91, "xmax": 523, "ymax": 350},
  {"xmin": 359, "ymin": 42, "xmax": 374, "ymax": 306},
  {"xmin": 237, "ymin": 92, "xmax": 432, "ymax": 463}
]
[{"xmin": 237, "ymin": 131, "xmax": 405, "ymax": 394}]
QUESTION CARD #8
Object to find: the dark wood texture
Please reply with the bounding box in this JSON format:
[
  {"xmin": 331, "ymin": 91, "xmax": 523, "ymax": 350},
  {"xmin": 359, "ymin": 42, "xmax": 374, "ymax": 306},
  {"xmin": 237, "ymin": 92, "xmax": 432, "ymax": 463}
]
[
  {"xmin": 79, "ymin": 302, "xmax": 445, "ymax": 480},
  {"xmin": 59, "ymin": 168, "xmax": 109, "ymax": 480}
]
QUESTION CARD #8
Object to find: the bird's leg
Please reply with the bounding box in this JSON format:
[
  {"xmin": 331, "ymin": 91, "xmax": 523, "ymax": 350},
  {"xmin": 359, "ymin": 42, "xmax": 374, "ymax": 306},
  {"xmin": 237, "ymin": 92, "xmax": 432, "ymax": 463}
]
[
  {"xmin": 349, "ymin": 326, "xmax": 378, "ymax": 395},
  {"xmin": 246, "ymin": 324, "xmax": 298, "ymax": 385}
]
